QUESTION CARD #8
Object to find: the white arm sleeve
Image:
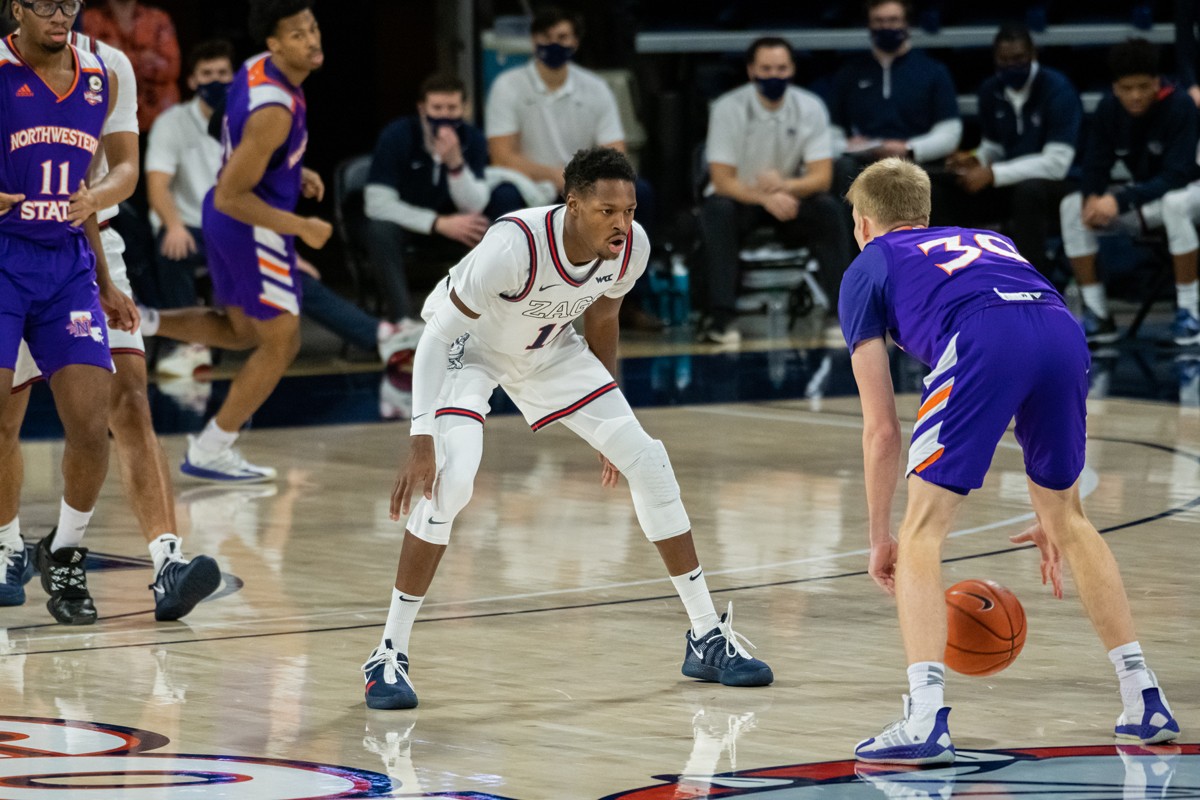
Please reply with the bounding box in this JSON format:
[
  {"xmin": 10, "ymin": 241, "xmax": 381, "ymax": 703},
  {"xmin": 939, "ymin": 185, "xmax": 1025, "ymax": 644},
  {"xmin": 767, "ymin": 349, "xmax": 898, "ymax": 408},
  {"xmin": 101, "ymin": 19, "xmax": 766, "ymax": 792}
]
[
  {"xmin": 990, "ymin": 142, "xmax": 1076, "ymax": 187},
  {"xmin": 907, "ymin": 118, "xmax": 963, "ymax": 163},
  {"xmin": 100, "ymin": 44, "xmax": 138, "ymax": 136},
  {"xmin": 365, "ymin": 183, "xmax": 438, "ymax": 235},
  {"xmin": 974, "ymin": 137, "xmax": 1006, "ymax": 168},
  {"xmin": 410, "ymin": 299, "xmax": 478, "ymax": 436},
  {"xmin": 447, "ymin": 168, "xmax": 491, "ymax": 214}
]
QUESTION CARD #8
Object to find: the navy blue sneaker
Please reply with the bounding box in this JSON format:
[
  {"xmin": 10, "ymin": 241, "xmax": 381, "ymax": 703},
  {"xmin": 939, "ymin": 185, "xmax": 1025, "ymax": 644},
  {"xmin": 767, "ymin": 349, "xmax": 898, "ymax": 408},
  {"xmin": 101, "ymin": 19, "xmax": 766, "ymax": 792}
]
[
  {"xmin": 363, "ymin": 639, "xmax": 418, "ymax": 709},
  {"xmin": 151, "ymin": 555, "xmax": 221, "ymax": 621},
  {"xmin": 1170, "ymin": 309, "xmax": 1200, "ymax": 346},
  {"xmin": 1082, "ymin": 308, "xmax": 1120, "ymax": 345},
  {"xmin": 0, "ymin": 538, "xmax": 34, "ymax": 606},
  {"xmin": 682, "ymin": 603, "xmax": 773, "ymax": 687},
  {"xmin": 34, "ymin": 532, "xmax": 97, "ymax": 625},
  {"xmin": 1116, "ymin": 685, "xmax": 1180, "ymax": 745},
  {"xmin": 856, "ymin": 697, "xmax": 955, "ymax": 766}
]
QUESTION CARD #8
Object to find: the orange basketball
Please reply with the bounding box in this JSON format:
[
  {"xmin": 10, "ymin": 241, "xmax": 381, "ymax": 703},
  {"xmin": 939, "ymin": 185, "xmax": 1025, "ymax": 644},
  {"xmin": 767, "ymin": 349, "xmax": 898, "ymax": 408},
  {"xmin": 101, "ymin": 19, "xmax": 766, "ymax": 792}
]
[{"xmin": 944, "ymin": 579, "xmax": 1026, "ymax": 676}]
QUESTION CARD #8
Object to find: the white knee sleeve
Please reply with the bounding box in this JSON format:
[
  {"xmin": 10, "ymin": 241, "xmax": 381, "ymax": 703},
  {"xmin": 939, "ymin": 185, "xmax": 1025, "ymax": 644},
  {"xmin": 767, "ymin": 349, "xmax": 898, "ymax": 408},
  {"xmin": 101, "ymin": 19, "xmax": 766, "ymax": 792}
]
[
  {"xmin": 1059, "ymin": 192, "xmax": 1097, "ymax": 258},
  {"xmin": 406, "ymin": 419, "xmax": 482, "ymax": 545},
  {"xmin": 1160, "ymin": 189, "xmax": 1200, "ymax": 255},
  {"xmin": 621, "ymin": 438, "xmax": 691, "ymax": 543}
]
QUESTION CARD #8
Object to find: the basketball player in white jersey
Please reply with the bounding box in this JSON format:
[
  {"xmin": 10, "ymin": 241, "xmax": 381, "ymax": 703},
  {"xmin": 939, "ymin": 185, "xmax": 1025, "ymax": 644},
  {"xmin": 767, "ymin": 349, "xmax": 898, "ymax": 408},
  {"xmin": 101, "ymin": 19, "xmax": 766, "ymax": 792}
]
[
  {"xmin": 362, "ymin": 147, "xmax": 774, "ymax": 709},
  {"xmin": 0, "ymin": 25, "xmax": 220, "ymax": 623}
]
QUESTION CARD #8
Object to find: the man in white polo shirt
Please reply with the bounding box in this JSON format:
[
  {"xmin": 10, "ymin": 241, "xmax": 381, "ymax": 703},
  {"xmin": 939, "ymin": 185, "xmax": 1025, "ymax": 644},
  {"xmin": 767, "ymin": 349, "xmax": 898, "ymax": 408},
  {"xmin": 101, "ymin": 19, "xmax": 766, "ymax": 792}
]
[
  {"xmin": 486, "ymin": 5, "xmax": 663, "ymax": 330},
  {"xmin": 145, "ymin": 39, "xmax": 235, "ymax": 377},
  {"xmin": 698, "ymin": 36, "xmax": 853, "ymax": 345}
]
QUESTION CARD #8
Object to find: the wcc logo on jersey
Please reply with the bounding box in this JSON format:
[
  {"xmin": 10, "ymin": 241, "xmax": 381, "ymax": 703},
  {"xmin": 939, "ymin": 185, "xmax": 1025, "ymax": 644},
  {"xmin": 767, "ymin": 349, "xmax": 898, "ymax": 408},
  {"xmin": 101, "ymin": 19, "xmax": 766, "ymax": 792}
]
[{"xmin": 66, "ymin": 310, "xmax": 104, "ymax": 343}]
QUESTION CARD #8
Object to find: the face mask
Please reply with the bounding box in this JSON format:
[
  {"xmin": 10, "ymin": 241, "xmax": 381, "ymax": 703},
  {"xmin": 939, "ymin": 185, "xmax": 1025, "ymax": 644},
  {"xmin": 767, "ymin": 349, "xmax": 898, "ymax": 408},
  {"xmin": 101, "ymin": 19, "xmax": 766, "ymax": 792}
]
[
  {"xmin": 535, "ymin": 42, "xmax": 575, "ymax": 69},
  {"xmin": 870, "ymin": 27, "xmax": 909, "ymax": 54},
  {"xmin": 195, "ymin": 80, "xmax": 229, "ymax": 109},
  {"xmin": 997, "ymin": 64, "xmax": 1032, "ymax": 90},
  {"xmin": 425, "ymin": 116, "xmax": 464, "ymax": 136},
  {"xmin": 755, "ymin": 77, "xmax": 789, "ymax": 102}
]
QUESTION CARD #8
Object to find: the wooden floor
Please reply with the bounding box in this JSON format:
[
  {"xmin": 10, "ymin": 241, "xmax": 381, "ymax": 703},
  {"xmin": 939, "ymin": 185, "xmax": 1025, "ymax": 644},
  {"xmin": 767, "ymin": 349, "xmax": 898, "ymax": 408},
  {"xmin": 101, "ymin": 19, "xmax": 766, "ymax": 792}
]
[{"xmin": 2, "ymin": 392, "xmax": 1198, "ymax": 798}]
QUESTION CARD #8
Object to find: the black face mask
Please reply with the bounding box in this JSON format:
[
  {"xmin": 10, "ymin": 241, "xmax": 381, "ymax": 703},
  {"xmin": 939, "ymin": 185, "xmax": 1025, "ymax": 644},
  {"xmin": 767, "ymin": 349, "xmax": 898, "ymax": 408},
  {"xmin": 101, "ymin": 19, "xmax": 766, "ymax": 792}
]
[
  {"xmin": 755, "ymin": 77, "xmax": 790, "ymax": 102},
  {"xmin": 426, "ymin": 116, "xmax": 465, "ymax": 136},
  {"xmin": 870, "ymin": 26, "xmax": 909, "ymax": 54},
  {"xmin": 195, "ymin": 80, "xmax": 229, "ymax": 109},
  {"xmin": 997, "ymin": 64, "xmax": 1032, "ymax": 90},
  {"xmin": 534, "ymin": 42, "xmax": 575, "ymax": 69}
]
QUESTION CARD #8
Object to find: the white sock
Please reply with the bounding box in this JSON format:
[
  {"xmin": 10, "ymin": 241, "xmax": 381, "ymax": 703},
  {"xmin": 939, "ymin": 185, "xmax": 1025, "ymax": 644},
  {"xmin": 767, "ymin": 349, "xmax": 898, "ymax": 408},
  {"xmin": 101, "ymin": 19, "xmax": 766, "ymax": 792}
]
[
  {"xmin": 52, "ymin": 499, "xmax": 92, "ymax": 550},
  {"xmin": 195, "ymin": 418, "xmax": 238, "ymax": 452},
  {"xmin": 1109, "ymin": 641, "xmax": 1155, "ymax": 711},
  {"xmin": 671, "ymin": 567, "xmax": 720, "ymax": 636},
  {"xmin": 148, "ymin": 533, "xmax": 185, "ymax": 574},
  {"xmin": 0, "ymin": 517, "xmax": 21, "ymax": 550},
  {"xmin": 1176, "ymin": 280, "xmax": 1200, "ymax": 317},
  {"xmin": 139, "ymin": 306, "xmax": 160, "ymax": 336},
  {"xmin": 907, "ymin": 661, "xmax": 946, "ymax": 719},
  {"xmin": 1081, "ymin": 283, "xmax": 1109, "ymax": 317},
  {"xmin": 382, "ymin": 588, "xmax": 424, "ymax": 655}
]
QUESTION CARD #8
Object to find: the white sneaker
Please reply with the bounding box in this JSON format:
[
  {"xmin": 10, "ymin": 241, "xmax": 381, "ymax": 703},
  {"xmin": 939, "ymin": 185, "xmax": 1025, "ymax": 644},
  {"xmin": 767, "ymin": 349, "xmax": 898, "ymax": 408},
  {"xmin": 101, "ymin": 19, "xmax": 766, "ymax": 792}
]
[
  {"xmin": 855, "ymin": 696, "xmax": 955, "ymax": 765},
  {"xmin": 180, "ymin": 435, "xmax": 277, "ymax": 483},
  {"xmin": 378, "ymin": 319, "xmax": 424, "ymax": 366},
  {"xmin": 1115, "ymin": 676, "xmax": 1180, "ymax": 745},
  {"xmin": 157, "ymin": 344, "xmax": 212, "ymax": 378}
]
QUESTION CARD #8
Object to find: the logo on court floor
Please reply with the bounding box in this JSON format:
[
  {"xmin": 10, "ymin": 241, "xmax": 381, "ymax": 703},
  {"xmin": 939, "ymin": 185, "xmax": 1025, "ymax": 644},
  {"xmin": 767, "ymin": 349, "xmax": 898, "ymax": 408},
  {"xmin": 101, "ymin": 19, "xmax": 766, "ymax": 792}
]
[{"xmin": 601, "ymin": 744, "xmax": 1198, "ymax": 799}]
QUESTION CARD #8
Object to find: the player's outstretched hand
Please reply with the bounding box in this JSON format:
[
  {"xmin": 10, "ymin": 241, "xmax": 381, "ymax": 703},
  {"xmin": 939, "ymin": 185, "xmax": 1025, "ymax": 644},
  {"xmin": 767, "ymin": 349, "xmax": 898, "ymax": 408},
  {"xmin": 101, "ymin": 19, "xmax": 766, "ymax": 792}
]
[
  {"xmin": 68, "ymin": 180, "xmax": 100, "ymax": 227},
  {"xmin": 0, "ymin": 191, "xmax": 25, "ymax": 217},
  {"xmin": 1009, "ymin": 523, "xmax": 1063, "ymax": 599},
  {"xmin": 391, "ymin": 435, "xmax": 436, "ymax": 521},
  {"xmin": 299, "ymin": 216, "xmax": 333, "ymax": 249},
  {"xmin": 868, "ymin": 535, "xmax": 898, "ymax": 595},
  {"xmin": 300, "ymin": 167, "xmax": 325, "ymax": 202},
  {"xmin": 598, "ymin": 453, "xmax": 621, "ymax": 489},
  {"xmin": 99, "ymin": 284, "xmax": 139, "ymax": 332}
]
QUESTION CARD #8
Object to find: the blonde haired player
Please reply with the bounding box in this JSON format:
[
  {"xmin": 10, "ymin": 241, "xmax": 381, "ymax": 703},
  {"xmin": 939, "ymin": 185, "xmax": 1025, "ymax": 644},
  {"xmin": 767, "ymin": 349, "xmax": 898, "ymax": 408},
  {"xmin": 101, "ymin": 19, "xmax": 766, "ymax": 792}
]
[
  {"xmin": 362, "ymin": 147, "xmax": 773, "ymax": 709},
  {"xmin": 842, "ymin": 158, "xmax": 1178, "ymax": 764}
]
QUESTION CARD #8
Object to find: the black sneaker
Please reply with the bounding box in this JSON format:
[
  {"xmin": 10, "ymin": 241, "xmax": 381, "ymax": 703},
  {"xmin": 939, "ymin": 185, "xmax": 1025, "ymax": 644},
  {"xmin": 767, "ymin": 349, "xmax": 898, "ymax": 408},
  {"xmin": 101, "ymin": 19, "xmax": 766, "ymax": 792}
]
[
  {"xmin": 1082, "ymin": 308, "xmax": 1120, "ymax": 345},
  {"xmin": 681, "ymin": 603, "xmax": 773, "ymax": 687},
  {"xmin": 150, "ymin": 555, "xmax": 221, "ymax": 621},
  {"xmin": 34, "ymin": 531, "xmax": 97, "ymax": 625}
]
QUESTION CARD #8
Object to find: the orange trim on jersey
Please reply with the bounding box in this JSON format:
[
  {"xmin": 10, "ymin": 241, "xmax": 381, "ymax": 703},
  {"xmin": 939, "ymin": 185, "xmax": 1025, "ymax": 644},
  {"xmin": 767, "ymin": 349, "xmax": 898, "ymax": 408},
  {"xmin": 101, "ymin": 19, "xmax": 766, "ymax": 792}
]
[
  {"xmin": 260, "ymin": 296, "xmax": 294, "ymax": 313},
  {"xmin": 4, "ymin": 33, "xmax": 83, "ymax": 103},
  {"xmin": 917, "ymin": 384, "xmax": 953, "ymax": 422},
  {"xmin": 913, "ymin": 447, "xmax": 945, "ymax": 473},
  {"xmin": 246, "ymin": 54, "xmax": 300, "ymax": 110},
  {"xmin": 257, "ymin": 256, "xmax": 290, "ymax": 278}
]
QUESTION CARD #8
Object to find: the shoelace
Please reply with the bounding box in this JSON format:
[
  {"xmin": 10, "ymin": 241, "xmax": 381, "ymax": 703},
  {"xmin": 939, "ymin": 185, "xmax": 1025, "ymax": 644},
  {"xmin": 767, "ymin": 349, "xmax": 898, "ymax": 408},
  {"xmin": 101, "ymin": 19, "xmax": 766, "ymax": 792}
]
[
  {"xmin": 0, "ymin": 544, "xmax": 22, "ymax": 580},
  {"xmin": 149, "ymin": 558, "xmax": 188, "ymax": 592},
  {"xmin": 361, "ymin": 647, "xmax": 414, "ymax": 689},
  {"xmin": 46, "ymin": 559, "xmax": 87, "ymax": 592},
  {"xmin": 715, "ymin": 602, "xmax": 758, "ymax": 660},
  {"xmin": 203, "ymin": 446, "xmax": 264, "ymax": 475}
]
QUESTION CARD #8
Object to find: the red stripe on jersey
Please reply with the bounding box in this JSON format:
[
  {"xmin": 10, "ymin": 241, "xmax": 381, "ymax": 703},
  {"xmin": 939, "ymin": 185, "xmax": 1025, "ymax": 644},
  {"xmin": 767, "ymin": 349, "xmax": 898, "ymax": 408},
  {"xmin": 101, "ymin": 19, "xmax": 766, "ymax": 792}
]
[
  {"xmin": 496, "ymin": 217, "xmax": 537, "ymax": 302},
  {"xmin": 530, "ymin": 382, "xmax": 619, "ymax": 431},
  {"xmin": 435, "ymin": 407, "xmax": 485, "ymax": 425}
]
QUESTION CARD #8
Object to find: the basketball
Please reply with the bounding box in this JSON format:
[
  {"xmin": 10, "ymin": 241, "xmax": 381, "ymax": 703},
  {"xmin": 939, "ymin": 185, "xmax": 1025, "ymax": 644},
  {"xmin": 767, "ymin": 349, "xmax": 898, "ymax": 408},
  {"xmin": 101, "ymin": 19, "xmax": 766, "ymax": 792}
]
[{"xmin": 944, "ymin": 579, "xmax": 1027, "ymax": 676}]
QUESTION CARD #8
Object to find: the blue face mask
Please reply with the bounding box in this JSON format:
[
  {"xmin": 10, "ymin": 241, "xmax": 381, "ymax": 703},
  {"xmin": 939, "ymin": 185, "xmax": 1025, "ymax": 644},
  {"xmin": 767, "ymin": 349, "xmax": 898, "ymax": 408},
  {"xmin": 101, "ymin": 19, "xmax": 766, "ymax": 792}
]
[
  {"xmin": 997, "ymin": 64, "xmax": 1032, "ymax": 90},
  {"xmin": 535, "ymin": 42, "xmax": 575, "ymax": 69},
  {"xmin": 425, "ymin": 116, "xmax": 465, "ymax": 136},
  {"xmin": 755, "ymin": 77, "xmax": 790, "ymax": 102},
  {"xmin": 195, "ymin": 80, "xmax": 229, "ymax": 109},
  {"xmin": 870, "ymin": 27, "xmax": 909, "ymax": 54}
]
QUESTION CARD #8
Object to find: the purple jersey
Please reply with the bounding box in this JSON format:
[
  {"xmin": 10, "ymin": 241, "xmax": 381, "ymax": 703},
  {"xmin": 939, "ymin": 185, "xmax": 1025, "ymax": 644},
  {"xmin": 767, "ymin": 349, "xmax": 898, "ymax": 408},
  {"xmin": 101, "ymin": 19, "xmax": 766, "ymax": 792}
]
[
  {"xmin": 219, "ymin": 53, "xmax": 307, "ymax": 213},
  {"xmin": 0, "ymin": 35, "xmax": 108, "ymax": 245},
  {"xmin": 839, "ymin": 226, "xmax": 1065, "ymax": 367}
]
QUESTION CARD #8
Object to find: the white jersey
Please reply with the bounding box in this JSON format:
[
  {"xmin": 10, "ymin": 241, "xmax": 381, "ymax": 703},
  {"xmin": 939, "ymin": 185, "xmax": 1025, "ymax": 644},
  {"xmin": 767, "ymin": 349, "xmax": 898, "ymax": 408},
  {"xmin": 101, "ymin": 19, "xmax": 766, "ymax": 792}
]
[
  {"xmin": 424, "ymin": 204, "xmax": 648, "ymax": 356},
  {"xmin": 68, "ymin": 31, "xmax": 138, "ymax": 225}
]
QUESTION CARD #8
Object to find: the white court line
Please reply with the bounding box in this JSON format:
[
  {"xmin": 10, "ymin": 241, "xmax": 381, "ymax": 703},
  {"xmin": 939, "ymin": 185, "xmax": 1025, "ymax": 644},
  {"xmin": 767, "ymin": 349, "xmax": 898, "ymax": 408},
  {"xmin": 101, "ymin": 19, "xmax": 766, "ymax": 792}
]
[{"xmin": 15, "ymin": 405, "xmax": 1101, "ymax": 641}]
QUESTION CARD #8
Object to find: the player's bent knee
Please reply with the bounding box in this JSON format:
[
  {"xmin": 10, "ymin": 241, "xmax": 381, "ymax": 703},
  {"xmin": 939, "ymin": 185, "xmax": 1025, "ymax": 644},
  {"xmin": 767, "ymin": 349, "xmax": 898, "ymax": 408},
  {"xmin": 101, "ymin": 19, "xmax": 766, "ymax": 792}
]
[{"xmin": 623, "ymin": 438, "xmax": 691, "ymax": 542}]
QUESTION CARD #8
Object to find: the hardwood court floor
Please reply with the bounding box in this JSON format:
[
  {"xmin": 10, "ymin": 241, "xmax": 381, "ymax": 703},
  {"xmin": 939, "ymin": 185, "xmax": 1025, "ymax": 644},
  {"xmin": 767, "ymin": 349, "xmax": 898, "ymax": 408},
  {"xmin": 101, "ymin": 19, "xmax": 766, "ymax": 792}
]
[{"xmin": 1, "ymin": 393, "xmax": 1197, "ymax": 798}]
